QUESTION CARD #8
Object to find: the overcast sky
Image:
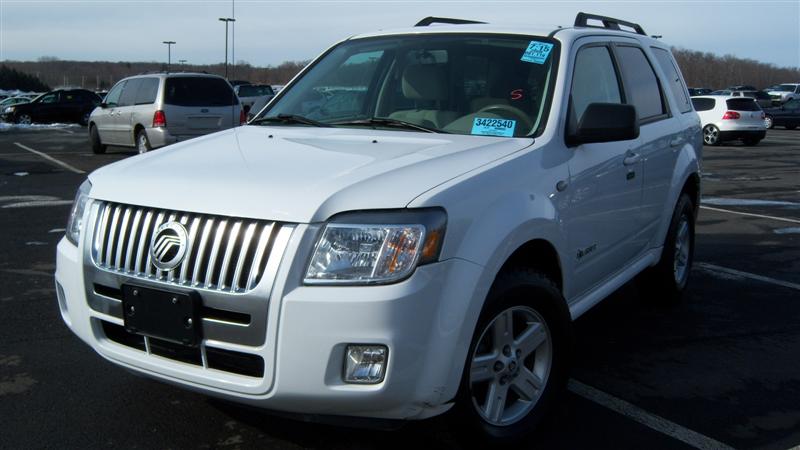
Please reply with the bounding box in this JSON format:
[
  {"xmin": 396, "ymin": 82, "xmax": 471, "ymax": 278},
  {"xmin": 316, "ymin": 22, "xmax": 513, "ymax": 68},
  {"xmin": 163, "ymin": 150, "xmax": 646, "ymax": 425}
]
[{"xmin": 1, "ymin": 0, "xmax": 798, "ymax": 68}]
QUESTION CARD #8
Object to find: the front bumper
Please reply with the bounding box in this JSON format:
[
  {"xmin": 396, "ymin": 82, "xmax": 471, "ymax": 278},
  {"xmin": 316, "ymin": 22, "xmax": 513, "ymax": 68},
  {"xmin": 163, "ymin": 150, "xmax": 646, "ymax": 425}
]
[{"xmin": 55, "ymin": 229, "xmax": 484, "ymax": 420}]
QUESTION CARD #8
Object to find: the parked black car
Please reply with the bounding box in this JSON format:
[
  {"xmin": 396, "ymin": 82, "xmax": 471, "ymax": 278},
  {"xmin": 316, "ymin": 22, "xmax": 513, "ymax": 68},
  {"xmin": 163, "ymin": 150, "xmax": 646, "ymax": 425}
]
[
  {"xmin": 3, "ymin": 89, "xmax": 101, "ymax": 125},
  {"xmin": 688, "ymin": 87, "xmax": 713, "ymax": 96},
  {"xmin": 763, "ymin": 98, "xmax": 800, "ymax": 129}
]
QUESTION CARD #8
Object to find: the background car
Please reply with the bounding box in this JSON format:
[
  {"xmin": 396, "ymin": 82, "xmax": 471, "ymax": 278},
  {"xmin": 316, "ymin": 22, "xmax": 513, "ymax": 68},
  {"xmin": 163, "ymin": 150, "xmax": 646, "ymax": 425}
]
[
  {"xmin": 234, "ymin": 83, "xmax": 275, "ymax": 114},
  {"xmin": 766, "ymin": 83, "xmax": 800, "ymax": 104},
  {"xmin": 3, "ymin": 88, "xmax": 101, "ymax": 125},
  {"xmin": 763, "ymin": 98, "xmax": 800, "ymax": 129},
  {"xmin": 88, "ymin": 72, "xmax": 244, "ymax": 154},
  {"xmin": 726, "ymin": 85, "xmax": 758, "ymax": 91},
  {"xmin": 731, "ymin": 90, "xmax": 773, "ymax": 108},
  {"xmin": 688, "ymin": 87, "xmax": 713, "ymax": 96},
  {"xmin": 691, "ymin": 95, "xmax": 766, "ymax": 146}
]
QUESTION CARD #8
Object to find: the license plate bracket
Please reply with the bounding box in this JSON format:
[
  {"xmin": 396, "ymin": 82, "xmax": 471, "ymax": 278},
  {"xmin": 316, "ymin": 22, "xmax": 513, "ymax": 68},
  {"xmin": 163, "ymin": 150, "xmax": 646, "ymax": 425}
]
[{"xmin": 121, "ymin": 284, "xmax": 201, "ymax": 347}]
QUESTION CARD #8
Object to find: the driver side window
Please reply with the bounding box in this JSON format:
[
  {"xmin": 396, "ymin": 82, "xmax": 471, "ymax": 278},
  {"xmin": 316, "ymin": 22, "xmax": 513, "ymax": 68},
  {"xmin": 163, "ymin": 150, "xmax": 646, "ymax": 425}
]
[
  {"xmin": 571, "ymin": 46, "xmax": 622, "ymax": 123},
  {"xmin": 104, "ymin": 82, "xmax": 126, "ymax": 108}
]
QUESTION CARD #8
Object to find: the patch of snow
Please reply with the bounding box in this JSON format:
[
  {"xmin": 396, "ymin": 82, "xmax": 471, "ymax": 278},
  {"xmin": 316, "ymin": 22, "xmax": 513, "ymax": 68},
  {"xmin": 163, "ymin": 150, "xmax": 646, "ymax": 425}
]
[
  {"xmin": 702, "ymin": 197, "xmax": 800, "ymax": 208},
  {"xmin": 774, "ymin": 227, "xmax": 800, "ymax": 235},
  {"xmin": 0, "ymin": 122, "xmax": 81, "ymax": 132}
]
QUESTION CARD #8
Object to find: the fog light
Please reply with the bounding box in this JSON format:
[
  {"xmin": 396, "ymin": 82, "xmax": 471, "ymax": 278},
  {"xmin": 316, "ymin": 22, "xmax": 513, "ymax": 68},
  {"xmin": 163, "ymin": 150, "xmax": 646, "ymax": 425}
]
[{"xmin": 344, "ymin": 345, "xmax": 387, "ymax": 384}]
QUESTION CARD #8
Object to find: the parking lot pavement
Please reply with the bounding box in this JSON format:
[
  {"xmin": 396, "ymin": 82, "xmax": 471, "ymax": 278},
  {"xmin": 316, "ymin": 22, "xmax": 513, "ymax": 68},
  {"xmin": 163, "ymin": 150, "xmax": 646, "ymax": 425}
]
[{"xmin": 1, "ymin": 126, "xmax": 798, "ymax": 449}]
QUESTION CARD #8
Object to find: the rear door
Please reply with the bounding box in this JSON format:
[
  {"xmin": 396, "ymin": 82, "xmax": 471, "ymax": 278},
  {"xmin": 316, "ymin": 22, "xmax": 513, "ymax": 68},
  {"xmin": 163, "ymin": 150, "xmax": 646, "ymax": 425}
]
[
  {"xmin": 162, "ymin": 76, "xmax": 240, "ymax": 139},
  {"xmin": 128, "ymin": 77, "xmax": 160, "ymax": 143},
  {"xmin": 727, "ymin": 98, "xmax": 764, "ymax": 129}
]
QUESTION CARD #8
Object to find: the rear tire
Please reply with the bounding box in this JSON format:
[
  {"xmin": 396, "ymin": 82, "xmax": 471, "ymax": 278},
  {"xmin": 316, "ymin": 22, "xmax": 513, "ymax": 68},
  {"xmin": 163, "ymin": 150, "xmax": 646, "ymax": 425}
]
[
  {"xmin": 702, "ymin": 125, "xmax": 720, "ymax": 146},
  {"xmin": 90, "ymin": 125, "xmax": 107, "ymax": 154},
  {"xmin": 79, "ymin": 112, "xmax": 90, "ymax": 126},
  {"xmin": 135, "ymin": 129, "xmax": 151, "ymax": 154},
  {"xmin": 453, "ymin": 269, "xmax": 571, "ymax": 444},
  {"xmin": 640, "ymin": 193, "xmax": 695, "ymax": 303},
  {"xmin": 764, "ymin": 115, "xmax": 774, "ymax": 129}
]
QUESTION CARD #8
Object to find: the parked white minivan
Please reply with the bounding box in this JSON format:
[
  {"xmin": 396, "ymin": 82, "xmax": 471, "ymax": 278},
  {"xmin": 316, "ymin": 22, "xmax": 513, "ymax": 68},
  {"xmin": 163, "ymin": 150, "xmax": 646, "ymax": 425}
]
[{"xmin": 88, "ymin": 73, "xmax": 244, "ymax": 154}]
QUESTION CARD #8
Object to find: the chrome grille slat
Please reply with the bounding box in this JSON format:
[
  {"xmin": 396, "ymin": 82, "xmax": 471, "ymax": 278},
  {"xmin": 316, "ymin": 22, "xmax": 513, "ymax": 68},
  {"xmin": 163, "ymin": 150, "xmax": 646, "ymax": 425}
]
[
  {"xmin": 205, "ymin": 220, "xmax": 228, "ymax": 289},
  {"xmin": 92, "ymin": 202, "xmax": 281, "ymax": 293},
  {"xmin": 232, "ymin": 223, "xmax": 257, "ymax": 292}
]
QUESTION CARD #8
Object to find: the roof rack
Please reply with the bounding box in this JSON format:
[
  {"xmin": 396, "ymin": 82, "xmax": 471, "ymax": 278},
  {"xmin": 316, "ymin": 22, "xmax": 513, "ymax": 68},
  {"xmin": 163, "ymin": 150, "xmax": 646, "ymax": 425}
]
[
  {"xmin": 415, "ymin": 16, "xmax": 486, "ymax": 27},
  {"xmin": 573, "ymin": 12, "xmax": 646, "ymax": 36}
]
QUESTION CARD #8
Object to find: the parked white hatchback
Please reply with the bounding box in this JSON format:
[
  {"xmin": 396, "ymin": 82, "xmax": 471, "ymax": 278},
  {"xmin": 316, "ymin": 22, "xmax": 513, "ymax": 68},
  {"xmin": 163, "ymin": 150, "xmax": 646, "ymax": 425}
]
[
  {"xmin": 691, "ymin": 95, "xmax": 766, "ymax": 146},
  {"xmin": 56, "ymin": 13, "xmax": 702, "ymax": 443}
]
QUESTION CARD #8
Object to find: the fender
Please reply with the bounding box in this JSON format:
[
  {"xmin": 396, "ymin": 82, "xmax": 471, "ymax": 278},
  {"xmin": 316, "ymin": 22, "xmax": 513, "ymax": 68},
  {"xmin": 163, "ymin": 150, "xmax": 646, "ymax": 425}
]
[{"xmin": 649, "ymin": 140, "xmax": 701, "ymax": 254}]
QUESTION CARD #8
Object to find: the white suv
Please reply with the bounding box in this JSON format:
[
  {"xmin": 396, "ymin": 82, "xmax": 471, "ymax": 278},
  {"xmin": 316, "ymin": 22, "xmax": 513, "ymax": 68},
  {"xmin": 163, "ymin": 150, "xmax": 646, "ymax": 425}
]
[{"xmin": 56, "ymin": 13, "xmax": 702, "ymax": 442}]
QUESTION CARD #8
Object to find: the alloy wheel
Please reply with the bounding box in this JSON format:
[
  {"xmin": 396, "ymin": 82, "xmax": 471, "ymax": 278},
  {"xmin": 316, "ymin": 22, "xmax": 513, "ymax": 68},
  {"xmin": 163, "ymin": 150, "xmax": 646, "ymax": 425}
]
[
  {"xmin": 673, "ymin": 215, "xmax": 691, "ymax": 285},
  {"xmin": 18, "ymin": 114, "xmax": 32, "ymax": 125},
  {"xmin": 703, "ymin": 126, "xmax": 719, "ymax": 145},
  {"xmin": 469, "ymin": 306, "xmax": 552, "ymax": 427}
]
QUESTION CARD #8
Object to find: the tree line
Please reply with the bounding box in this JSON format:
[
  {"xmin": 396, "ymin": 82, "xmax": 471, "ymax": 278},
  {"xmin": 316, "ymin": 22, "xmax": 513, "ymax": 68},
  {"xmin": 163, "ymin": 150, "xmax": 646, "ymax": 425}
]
[{"xmin": 1, "ymin": 49, "xmax": 798, "ymax": 93}]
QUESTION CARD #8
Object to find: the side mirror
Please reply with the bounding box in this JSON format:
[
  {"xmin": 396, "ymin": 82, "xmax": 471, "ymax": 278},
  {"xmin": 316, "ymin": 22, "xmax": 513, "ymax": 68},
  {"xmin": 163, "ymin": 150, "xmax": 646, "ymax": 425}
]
[
  {"xmin": 100, "ymin": 102, "xmax": 108, "ymax": 109},
  {"xmin": 567, "ymin": 103, "xmax": 639, "ymax": 146}
]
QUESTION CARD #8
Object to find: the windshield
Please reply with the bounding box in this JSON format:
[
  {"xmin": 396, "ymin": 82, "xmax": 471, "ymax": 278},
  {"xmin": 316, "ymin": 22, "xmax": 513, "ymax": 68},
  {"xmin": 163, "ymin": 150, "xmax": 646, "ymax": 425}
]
[
  {"xmin": 257, "ymin": 34, "xmax": 559, "ymax": 137},
  {"xmin": 774, "ymin": 84, "xmax": 797, "ymax": 92}
]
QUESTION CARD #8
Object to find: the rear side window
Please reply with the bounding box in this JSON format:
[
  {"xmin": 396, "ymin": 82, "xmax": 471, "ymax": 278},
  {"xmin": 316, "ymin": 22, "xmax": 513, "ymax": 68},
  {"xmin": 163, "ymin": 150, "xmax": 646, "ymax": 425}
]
[
  {"xmin": 165, "ymin": 77, "xmax": 237, "ymax": 106},
  {"xmin": 691, "ymin": 98, "xmax": 715, "ymax": 111},
  {"xmin": 615, "ymin": 46, "xmax": 666, "ymax": 121},
  {"xmin": 571, "ymin": 46, "xmax": 622, "ymax": 123},
  {"xmin": 119, "ymin": 78, "xmax": 142, "ymax": 107},
  {"xmin": 726, "ymin": 98, "xmax": 760, "ymax": 111},
  {"xmin": 651, "ymin": 48, "xmax": 691, "ymax": 113},
  {"xmin": 134, "ymin": 78, "xmax": 159, "ymax": 105}
]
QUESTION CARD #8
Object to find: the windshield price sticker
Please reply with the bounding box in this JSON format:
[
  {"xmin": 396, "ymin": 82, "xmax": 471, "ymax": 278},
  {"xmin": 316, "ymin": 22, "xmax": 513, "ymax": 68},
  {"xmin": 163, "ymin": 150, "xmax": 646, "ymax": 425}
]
[
  {"xmin": 471, "ymin": 118, "xmax": 517, "ymax": 137},
  {"xmin": 521, "ymin": 41, "xmax": 554, "ymax": 64}
]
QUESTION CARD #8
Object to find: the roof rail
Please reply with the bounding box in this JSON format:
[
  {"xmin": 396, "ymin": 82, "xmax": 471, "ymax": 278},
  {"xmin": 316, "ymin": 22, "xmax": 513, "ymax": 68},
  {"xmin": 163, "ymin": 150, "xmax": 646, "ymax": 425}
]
[
  {"xmin": 573, "ymin": 12, "xmax": 646, "ymax": 36},
  {"xmin": 415, "ymin": 16, "xmax": 486, "ymax": 27}
]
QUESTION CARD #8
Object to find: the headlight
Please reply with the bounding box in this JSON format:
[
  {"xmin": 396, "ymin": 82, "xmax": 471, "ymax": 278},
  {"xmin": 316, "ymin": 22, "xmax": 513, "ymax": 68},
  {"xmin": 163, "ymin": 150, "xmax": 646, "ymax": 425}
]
[
  {"xmin": 4, "ymin": 106, "xmax": 13, "ymax": 113},
  {"xmin": 304, "ymin": 209, "xmax": 446, "ymax": 285},
  {"xmin": 66, "ymin": 180, "xmax": 92, "ymax": 246}
]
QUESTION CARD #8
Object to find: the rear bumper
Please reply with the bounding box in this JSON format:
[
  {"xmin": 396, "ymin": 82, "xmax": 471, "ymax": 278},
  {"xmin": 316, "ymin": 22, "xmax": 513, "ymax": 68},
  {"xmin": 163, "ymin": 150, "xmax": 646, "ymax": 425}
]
[
  {"xmin": 145, "ymin": 127, "xmax": 178, "ymax": 148},
  {"xmin": 718, "ymin": 130, "xmax": 766, "ymax": 141}
]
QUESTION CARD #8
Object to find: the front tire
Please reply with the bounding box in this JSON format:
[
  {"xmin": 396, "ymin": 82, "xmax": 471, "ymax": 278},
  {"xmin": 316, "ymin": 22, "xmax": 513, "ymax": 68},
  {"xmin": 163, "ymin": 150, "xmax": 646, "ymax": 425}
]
[
  {"xmin": 454, "ymin": 269, "xmax": 571, "ymax": 444},
  {"xmin": 641, "ymin": 193, "xmax": 695, "ymax": 303},
  {"xmin": 16, "ymin": 113, "xmax": 32, "ymax": 125},
  {"xmin": 703, "ymin": 125, "xmax": 721, "ymax": 146},
  {"xmin": 135, "ymin": 129, "xmax": 151, "ymax": 154},
  {"xmin": 90, "ymin": 125, "xmax": 107, "ymax": 154}
]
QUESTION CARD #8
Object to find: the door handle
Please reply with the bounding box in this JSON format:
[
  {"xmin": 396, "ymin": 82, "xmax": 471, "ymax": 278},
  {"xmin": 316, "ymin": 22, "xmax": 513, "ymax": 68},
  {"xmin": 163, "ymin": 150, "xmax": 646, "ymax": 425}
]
[{"xmin": 623, "ymin": 152, "xmax": 641, "ymax": 166}]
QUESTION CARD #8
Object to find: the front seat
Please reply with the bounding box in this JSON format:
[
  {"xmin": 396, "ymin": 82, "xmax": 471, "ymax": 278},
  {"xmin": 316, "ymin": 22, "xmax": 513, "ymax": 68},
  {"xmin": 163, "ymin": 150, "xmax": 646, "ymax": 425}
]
[{"xmin": 388, "ymin": 64, "xmax": 458, "ymax": 129}]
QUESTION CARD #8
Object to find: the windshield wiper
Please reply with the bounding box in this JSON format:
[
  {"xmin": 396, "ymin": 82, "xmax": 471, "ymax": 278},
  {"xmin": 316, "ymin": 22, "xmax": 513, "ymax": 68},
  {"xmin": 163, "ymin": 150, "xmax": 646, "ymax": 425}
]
[
  {"xmin": 334, "ymin": 117, "xmax": 443, "ymax": 134},
  {"xmin": 250, "ymin": 114, "xmax": 330, "ymax": 127}
]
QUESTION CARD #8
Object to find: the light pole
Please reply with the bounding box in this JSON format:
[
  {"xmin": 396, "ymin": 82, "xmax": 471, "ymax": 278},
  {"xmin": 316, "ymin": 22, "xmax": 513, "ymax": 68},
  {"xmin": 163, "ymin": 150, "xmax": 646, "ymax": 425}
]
[
  {"xmin": 178, "ymin": 59, "xmax": 187, "ymax": 69},
  {"xmin": 218, "ymin": 18, "xmax": 235, "ymax": 79},
  {"xmin": 162, "ymin": 41, "xmax": 176, "ymax": 72}
]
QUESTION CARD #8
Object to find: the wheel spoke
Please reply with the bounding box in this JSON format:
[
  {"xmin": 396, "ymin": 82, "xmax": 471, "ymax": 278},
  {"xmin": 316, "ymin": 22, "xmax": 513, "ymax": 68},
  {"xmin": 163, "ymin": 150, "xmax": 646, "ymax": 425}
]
[
  {"xmin": 514, "ymin": 322, "xmax": 547, "ymax": 358},
  {"xmin": 492, "ymin": 309, "xmax": 514, "ymax": 349},
  {"xmin": 483, "ymin": 382, "xmax": 509, "ymax": 423},
  {"xmin": 511, "ymin": 368, "xmax": 543, "ymax": 401},
  {"xmin": 470, "ymin": 353, "xmax": 496, "ymax": 384}
]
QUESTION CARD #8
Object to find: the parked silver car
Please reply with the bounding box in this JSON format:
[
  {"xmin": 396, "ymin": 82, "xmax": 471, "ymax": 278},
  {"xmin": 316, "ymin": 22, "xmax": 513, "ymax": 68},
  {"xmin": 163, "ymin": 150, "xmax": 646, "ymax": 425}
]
[
  {"xmin": 88, "ymin": 73, "xmax": 243, "ymax": 154},
  {"xmin": 234, "ymin": 84, "xmax": 275, "ymax": 114}
]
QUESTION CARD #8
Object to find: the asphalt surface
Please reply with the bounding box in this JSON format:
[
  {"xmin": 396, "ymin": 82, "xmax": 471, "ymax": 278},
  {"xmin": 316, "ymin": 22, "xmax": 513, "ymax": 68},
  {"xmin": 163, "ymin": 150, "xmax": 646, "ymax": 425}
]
[{"xmin": 0, "ymin": 125, "xmax": 798, "ymax": 449}]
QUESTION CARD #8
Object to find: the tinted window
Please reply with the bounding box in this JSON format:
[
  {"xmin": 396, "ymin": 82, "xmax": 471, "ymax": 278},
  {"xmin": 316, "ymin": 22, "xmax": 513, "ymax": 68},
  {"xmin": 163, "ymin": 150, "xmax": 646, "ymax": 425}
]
[
  {"xmin": 118, "ymin": 78, "xmax": 142, "ymax": 107},
  {"xmin": 726, "ymin": 98, "xmax": 760, "ymax": 111},
  {"xmin": 134, "ymin": 78, "xmax": 159, "ymax": 105},
  {"xmin": 616, "ymin": 46, "xmax": 666, "ymax": 120},
  {"xmin": 651, "ymin": 47, "xmax": 691, "ymax": 113},
  {"xmin": 105, "ymin": 81, "xmax": 126, "ymax": 107},
  {"xmin": 571, "ymin": 46, "xmax": 622, "ymax": 122},
  {"xmin": 237, "ymin": 85, "xmax": 274, "ymax": 97},
  {"xmin": 691, "ymin": 98, "xmax": 715, "ymax": 111},
  {"xmin": 164, "ymin": 77, "xmax": 237, "ymax": 106},
  {"xmin": 39, "ymin": 93, "xmax": 58, "ymax": 104}
]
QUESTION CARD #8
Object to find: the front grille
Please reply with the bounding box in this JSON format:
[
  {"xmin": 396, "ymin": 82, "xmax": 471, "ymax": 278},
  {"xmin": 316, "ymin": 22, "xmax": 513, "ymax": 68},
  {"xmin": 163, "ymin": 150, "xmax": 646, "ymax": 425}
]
[{"xmin": 92, "ymin": 202, "xmax": 283, "ymax": 293}]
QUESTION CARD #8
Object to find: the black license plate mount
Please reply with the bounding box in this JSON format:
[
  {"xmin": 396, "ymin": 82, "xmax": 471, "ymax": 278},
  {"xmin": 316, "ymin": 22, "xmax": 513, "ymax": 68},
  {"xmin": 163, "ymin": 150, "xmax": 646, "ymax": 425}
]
[{"xmin": 121, "ymin": 284, "xmax": 201, "ymax": 347}]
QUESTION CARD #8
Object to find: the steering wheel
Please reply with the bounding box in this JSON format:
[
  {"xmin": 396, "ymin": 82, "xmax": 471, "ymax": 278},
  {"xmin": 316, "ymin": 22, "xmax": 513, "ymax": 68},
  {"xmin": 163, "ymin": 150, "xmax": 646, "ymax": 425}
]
[{"xmin": 476, "ymin": 104, "xmax": 534, "ymax": 132}]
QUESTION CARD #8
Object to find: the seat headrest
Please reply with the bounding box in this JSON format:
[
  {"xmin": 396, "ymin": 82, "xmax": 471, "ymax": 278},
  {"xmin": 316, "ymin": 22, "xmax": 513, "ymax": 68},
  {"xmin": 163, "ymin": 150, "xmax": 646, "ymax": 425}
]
[{"xmin": 402, "ymin": 64, "xmax": 448, "ymax": 101}]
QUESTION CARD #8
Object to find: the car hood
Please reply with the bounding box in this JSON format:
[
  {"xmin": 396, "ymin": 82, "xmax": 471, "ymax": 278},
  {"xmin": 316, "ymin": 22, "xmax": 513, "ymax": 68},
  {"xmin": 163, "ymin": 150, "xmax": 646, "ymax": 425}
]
[{"xmin": 89, "ymin": 125, "xmax": 532, "ymax": 223}]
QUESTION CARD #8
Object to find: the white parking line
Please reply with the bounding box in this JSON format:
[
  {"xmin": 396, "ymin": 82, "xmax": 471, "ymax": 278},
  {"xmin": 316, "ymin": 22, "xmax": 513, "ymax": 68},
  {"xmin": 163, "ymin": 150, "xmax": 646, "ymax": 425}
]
[
  {"xmin": 700, "ymin": 205, "xmax": 800, "ymax": 225},
  {"xmin": 12, "ymin": 142, "xmax": 85, "ymax": 174},
  {"xmin": 568, "ymin": 380, "xmax": 735, "ymax": 450},
  {"xmin": 696, "ymin": 262, "xmax": 800, "ymax": 291}
]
